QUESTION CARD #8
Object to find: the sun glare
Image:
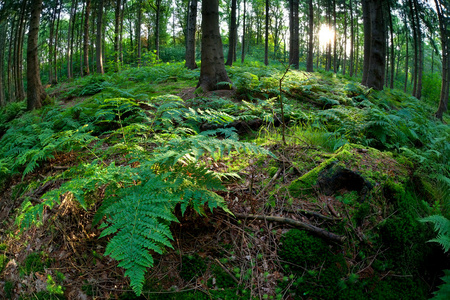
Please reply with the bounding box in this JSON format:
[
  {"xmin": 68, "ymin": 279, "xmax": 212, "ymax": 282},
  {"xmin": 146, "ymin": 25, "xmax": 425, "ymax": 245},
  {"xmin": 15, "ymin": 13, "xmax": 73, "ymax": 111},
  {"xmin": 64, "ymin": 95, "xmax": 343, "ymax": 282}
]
[{"xmin": 318, "ymin": 25, "xmax": 334, "ymax": 50}]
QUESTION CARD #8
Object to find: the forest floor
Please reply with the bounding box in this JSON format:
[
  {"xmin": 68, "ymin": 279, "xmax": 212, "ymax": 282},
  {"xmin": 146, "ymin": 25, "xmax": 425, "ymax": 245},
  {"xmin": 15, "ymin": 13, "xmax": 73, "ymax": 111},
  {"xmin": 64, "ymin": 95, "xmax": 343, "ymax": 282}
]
[{"xmin": 0, "ymin": 62, "xmax": 449, "ymax": 299}]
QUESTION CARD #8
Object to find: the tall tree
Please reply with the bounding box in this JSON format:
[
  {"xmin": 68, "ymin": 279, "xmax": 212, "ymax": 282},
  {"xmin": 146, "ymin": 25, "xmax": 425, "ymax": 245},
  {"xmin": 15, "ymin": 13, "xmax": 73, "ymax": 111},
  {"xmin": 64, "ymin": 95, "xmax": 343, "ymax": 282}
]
[
  {"xmin": 0, "ymin": 22, "xmax": 4, "ymax": 106},
  {"xmin": 27, "ymin": 0, "xmax": 48, "ymax": 111},
  {"xmin": 225, "ymin": 0, "xmax": 237, "ymax": 66},
  {"xmin": 185, "ymin": 0, "xmax": 197, "ymax": 69},
  {"xmin": 241, "ymin": 0, "xmax": 247, "ymax": 63},
  {"xmin": 434, "ymin": 0, "xmax": 449, "ymax": 120},
  {"xmin": 197, "ymin": 0, "xmax": 231, "ymax": 91},
  {"xmin": 136, "ymin": 0, "xmax": 143, "ymax": 66},
  {"xmin": 264, "ymin": 0, "xmax": 269, "ymax": 66},
  {"xmin": 149, "ymin": 0, "xmax": 162, "ymax": 57},
  {"xmin": 306, "ymin": 0, "xmax": 314, "ymax": 72},
  {"xmin": 113, "ymin": 0, "xmax": 121, "ymax": 71},
  {"xmin": 96, "ymin": 0, "xmax": 104, "ymax": 74},
  {"xmin": 83, "ymin": 0, "xmax": 90, "ymax": 76},
  {"xmin": 362, "ymin": 0, "xmax": 386, "ymax": 90},
  {"xmin": 289, "ymin": 0, "xmax": 299, "ymax": 69}
]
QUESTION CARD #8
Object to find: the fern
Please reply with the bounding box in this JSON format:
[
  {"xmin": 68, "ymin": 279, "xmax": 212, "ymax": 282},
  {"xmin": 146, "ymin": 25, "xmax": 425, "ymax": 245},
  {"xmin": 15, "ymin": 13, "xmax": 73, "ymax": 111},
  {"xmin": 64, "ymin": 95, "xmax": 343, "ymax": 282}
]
[
  {"xmin": 420, "ymin": 215, "xmax": 450, "ymax": 253},
  {"xmin": 432, "ymin": 270, "xmax": 450, "ymax": 300}
]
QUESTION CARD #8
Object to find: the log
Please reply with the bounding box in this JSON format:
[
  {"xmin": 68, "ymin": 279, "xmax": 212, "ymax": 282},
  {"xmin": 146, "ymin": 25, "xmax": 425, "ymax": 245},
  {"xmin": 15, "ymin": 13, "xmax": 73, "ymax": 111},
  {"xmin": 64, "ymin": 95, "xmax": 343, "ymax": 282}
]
[{"xmin": 234, "ymin": 213, "xmax": 346, "ymax": 243}]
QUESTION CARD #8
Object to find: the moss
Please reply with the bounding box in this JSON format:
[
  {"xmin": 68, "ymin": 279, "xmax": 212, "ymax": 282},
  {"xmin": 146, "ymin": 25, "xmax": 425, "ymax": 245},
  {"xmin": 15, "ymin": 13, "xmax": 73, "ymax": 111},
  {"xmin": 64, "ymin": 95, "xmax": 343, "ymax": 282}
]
[
  {"xmin": 209, "ymin": 265, "xmax": 237, "ymax": 289},
  {"xmin": 20, "ymin": 252, "xmax": 51, "ymax": 276},
  {"xmin": 4, "ymin": 281, "xmax": 14, "ymax": 299},
  {"xmin": 0, "ymin": 254, "xmax": 7, "ymax": 273},
  {"xmin": 180, "ymin": 253, "xmax": 207, "ymax": 282}
]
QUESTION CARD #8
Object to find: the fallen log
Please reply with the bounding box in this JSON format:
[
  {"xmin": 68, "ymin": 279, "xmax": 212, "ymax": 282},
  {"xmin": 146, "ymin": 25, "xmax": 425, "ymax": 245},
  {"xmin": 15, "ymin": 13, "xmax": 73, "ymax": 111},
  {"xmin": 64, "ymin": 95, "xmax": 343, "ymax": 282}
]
[{"xmin": 234, "ymin": 213, "xmax": 346, "ymax": 243}]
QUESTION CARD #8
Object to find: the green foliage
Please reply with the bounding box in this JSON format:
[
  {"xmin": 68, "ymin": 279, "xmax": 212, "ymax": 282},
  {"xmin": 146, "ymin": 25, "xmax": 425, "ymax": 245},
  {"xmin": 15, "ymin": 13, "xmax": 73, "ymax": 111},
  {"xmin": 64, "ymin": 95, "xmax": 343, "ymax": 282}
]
[
  {"xmin": 3, "ymin": 281, "xmax": 14, "ymax": 299},
  {"xmin": 420, "ymin": 215, "xmax": 450, "ymax": 253},
  {"xmin": 180, "ymin": 254, "xmax": 207, "ymax": 281},
  {"xmin": 0, "ymin": 254, "xmax": 7, "ymax": 273},
  {"xmin": 20, "ymin": 252, "xmax": 50, "ymax": 276},
  {"xmin": 432, "ymin": 270, "xmax": 450, "ymax": 300}
]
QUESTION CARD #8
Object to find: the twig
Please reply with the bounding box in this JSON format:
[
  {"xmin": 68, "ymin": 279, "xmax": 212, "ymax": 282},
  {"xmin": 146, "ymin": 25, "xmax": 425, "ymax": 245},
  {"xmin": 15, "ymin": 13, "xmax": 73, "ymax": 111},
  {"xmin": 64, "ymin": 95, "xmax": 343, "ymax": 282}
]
[
  {"xmin": 283, "ymin": 207, "xmax": 341, "ymax": 221},
  {"xmin": 234, "ymin": 213, "xmax": 346, "ymax": 243},
  {"xmin": 256, "ymin": 167, "xmax": 283, "ymax": 199},
  {"xmin": 213, "ymin": 258, "xmax": 239, "ymax": 284}
]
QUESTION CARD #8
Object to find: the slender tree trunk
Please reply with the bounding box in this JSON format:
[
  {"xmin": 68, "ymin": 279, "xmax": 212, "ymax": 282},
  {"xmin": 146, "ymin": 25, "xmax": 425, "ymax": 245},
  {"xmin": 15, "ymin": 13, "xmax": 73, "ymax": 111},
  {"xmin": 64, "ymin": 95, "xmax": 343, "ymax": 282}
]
[
  {"xmin": 413, "ymin": 0, "xmax": 423, "ymax": 99},
  {"xmin": 349, "ymin": 0, "xmax": 354, "ymax": 76},
  {"xmin": 15, "ymin": 1, "xmax": 27, "ymax": 102},
  {"xmin": 153, "ymin": 0, "xmax": 161, "ymax": 57},
  {"xmin": 306, "ymin": 0, "xmax": 314, "ymax": 72},
  {"xmin": 96, "ymin": 0, "xmax": 104, "ymax": 74},
  {"xmin": 289, "ymin": 0, "xmax": 299, "ymax": 69},
  {"xmin": 185, "ymin": 0, "xmax": 198, "ymax": 69},
  {"xmin": 226, "ymin": 0, "xmax": 237, "ymax": 66},
  {"xmin": 264, "ymin": 0, "xmax": 269, "ymax": 66},
  {"xmin": 404, "ymin": 16, "xmax": 409, "ymax": 93},
  {"xmin": 7, "ymin": 16, "xmax": 16, "ymax": 101},
  {"xmin": 434, "ymin": 0, "xmax": 449, "ymax": 120},
  {"xmin": 83, "ymin": 0, "xmax": 91, "ymax": 76},
  {"xmin": 27, "ymin": 0, "xmax": 48, "ymax": 111},
  {"xmin": 342, "ymin": 6, "xmax": 347, "ymax": 76},
  {"xmin": 241, "ymin": 0, "xmax": 246, "ymax": 64},
  {"xmin": 114, "ymin": 0, "xmax": 121, "ymax": 71},
  {"xmin": 54, "ymin": 1, "xmax": 61, "ymax": 83},
  {"xmin": 136, "ymin": 0, "xmax": 142, "ymax": 66},
  {"xmin": 67, "ymin": 0, "xmax": 76, "ymax": 79},
  {"xmin": 387, "ymin": 0, "xmax": 395, "ymax": 89},
  {"xmin": 0, "ymin": 23, "xmax": 5, "ymax": 106},
  {"xmin": 333, "ymin": 0, "xmax": 337, "ymax": 73},
  {"xmin": 197, "ymin": 0, "xmax": 231, "ymax": 91},
  {"xmin": 120, "ymin": 0, "xmax": 125, "ymax": 63},
  {"xmin": 361, "ymin": 0, "xmax": 371, "ymax": 85}
]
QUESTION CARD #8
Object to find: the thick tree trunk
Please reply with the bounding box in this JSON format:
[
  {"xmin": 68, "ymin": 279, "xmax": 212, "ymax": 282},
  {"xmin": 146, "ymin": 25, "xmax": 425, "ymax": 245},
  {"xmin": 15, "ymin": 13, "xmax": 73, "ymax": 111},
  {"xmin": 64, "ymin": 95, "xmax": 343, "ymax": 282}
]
[
  {"xmin": 306, "ymin": 0, "xmax": 314, "ymax": 72},
  {"xmin": 264, "ymin": 0, "xmax": 269, "ymax": 66},
  {"xmin": 27, "ymin": 0, "xmax": 48, "ymax": 111},
  {"xmin": 362, "ymin": 0, "xmax": 386, "ymax": 90},
  {"xmin": 196, "ymin": 0, "xmax": 231, "ymax": 92},
  {"xmin": 185, "ymin": 0, "xmax": 198, "ymax": 69},
  {"xmin": 226, "ymin": 0, "xmax": 237, "ymax": 66},
  {"xmin": 83, "ymin": 0, "xmax": 91, "ymax": 76},
  {"xmin": 96, "ymin": 0, "xmax": 104, "ymax": 74}
]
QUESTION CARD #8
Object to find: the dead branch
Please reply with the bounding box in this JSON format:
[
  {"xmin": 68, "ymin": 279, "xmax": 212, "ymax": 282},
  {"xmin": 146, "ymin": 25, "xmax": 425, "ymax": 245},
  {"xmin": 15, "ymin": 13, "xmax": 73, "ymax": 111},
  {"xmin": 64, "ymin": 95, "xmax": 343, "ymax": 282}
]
[{"xmin": 234, "ymin": 213, "xmax": 345, "ymax": 243}]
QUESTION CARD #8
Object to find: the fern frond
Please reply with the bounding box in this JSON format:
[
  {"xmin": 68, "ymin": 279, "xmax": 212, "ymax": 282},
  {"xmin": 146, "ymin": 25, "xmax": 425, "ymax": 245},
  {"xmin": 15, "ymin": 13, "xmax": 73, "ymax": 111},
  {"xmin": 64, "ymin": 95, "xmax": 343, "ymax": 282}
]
[{"xmin": 420, "ymin": 215, "xmax": 450, "ymax": 253}]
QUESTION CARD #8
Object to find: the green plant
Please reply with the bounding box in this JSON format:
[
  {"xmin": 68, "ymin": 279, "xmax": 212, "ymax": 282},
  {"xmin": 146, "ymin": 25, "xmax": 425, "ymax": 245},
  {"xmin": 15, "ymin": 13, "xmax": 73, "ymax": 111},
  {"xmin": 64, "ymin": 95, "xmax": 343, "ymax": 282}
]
[
  {"xmin": 180, "ymin": 254, "xmax": 207, "ymax": 281},
  {"xmin": 420, "ymin": 215, "xmax": 450, "ymax": 253},
  {"xmin": 4, "ymin": 281, "xmax": 14, "ymax": 299}
]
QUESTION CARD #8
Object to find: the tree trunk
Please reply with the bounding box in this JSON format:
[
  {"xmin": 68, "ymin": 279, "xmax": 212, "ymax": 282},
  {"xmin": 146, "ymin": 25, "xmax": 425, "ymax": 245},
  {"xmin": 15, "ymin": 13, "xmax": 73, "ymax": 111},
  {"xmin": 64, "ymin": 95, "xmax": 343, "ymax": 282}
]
[
  {"xmin": 349, "ymin": 0, "xmax": 354, "ymax": 76},
  {"xmin": 289, "ymin": 0, "xmax": 299, "ymax": 69},
  {"xmin": 27, "ymin": 0, "xmax": 48, "ymax": 111},
  {"xmin": 114, "ymin": 0, "xmax": 121, "ymax": 71},
  {"xmin": 333, "ymin": 0, "xmax": 337, "ymax": 73},
  {"xmin": 434, "ymin": 0, "xmax": 449, "ymax": 120},
  {"xmin": 306, "ymin": 0, "xmax": 314, "ymax": 72},
  {"xmin": 154, "ymin": 0, "xmax": 161, "ymax": 57},
  {"xmin": 264, "ymin": 0, "xmax": 269, "ymax": 66},
  {"xmin": 404, "ymin": 15, "xmax": 409, "ymax": 93},
  {"xmin": 83, "ymin": 0, "xmax": 91, "ymax": 76},
  {"xmin": 196, "ymin": 0, "xmax": 231, "ymax": 92},
  {"xmin": 241, "ymin": 0, "xmax": 246, "ymax": 64},
  {"xmin": 362, "ymin": 0, "xmax": 386, "ymax": 90},
  {"xmin": 0, "ymin": 23, "xmax": 5, "ymax": 106},
  {"xmin": 387, "ymin": 0, "xmax": 395, "ymax": 89},
  {"xmin": 361, "ymin": 0, "xmax": 371, "ymax": 85},
  {"xmin": 54, "ymin": 1, "xmax": 61, "ymax": 83},
  {"xmin": 96, "ymin": 0, "xmax": 104, "ymax": 74},
  {"xmin": 136, "ymin": 0, "xmax": 142, "ymax": 66},
  {"xmin": 226, "ymin": 0, "xmax": 237, "ymax": 66},
  {"xmin": 15, "ymin": 0, "xmax": 27, "ymax": 102},
  {"xmin": 413, "ymin": 0, "xmax": 423, "ymax": 99},
  {"xmin": 67, "ymin": 0, "xmax": 76, "ymax": 79},
  {"xmin": 185, "ymin": 0, "xmax": 198, "ymax": 69}
]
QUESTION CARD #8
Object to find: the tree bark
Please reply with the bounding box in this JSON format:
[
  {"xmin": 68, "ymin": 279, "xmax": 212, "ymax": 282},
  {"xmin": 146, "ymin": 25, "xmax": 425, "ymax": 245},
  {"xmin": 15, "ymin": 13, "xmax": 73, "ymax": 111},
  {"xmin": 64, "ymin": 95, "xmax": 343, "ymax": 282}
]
[
  {"xmin": 83, "ymin": 0, "xmax": 91, "ymax": 76},
  {"xmin": 14, "ymin": 0, "xmax": 27, "ymax": 102},
  {"xmin": 136, "ymin": 0, "xmax": 142, "ymax": 66},
  {"xmin": 241, "ymin": 0, "xmax": 246, "ymax": 64},
  {"xmin": 226, "ymin": 0, "xmax": 237, "ymax": 66},
  {"xmin": 114, "ymin": 0, "xmax": 121, "ymax": 71},
  {"xmin": 434, "ymin": 0, "xmax": 449, "ymax": 120},
  {"xmin": 54, "ymin": 1, "xmax": 61, "ymax": 83},
  {"xmin": 361, "ymin": 0, "xmax": 371, "ymax": 85},
  {"xmin": 333, "ymin": 0, "xmax": 337, "ymax": 73},
  {"xmin": 349, "ymin": 0, "xmax": 354, "ymax": 76},
  {"xmin": 185, "ymin": 0, "xmax": 198, "ymax": 69},
  {"xmin": 264, "ymin": 0, "xmax": 269, "ymax": 66},
  {"xmin": 196, "ymin": 0, "xmax": 231, "ymax": 92},
  {"xmin": 0, "ymin": 23, "xmax": 5, "ymax": 106},
  {"xmin": 289, "ymin": 0, "xmax": 299, "ymax": 69},
  {"xmin": 306, "ymin": 0, "xmax": 314, "ymax": 72},
  {"xmin": 27, "ymin": 0, "xmax": 48, "ymax": 111},
  {"xmin": 96, "ymin": 0, "xmax": 104, "ymax": 74},
  {"xmin": 362, "ymin": 0, "xmax": 386, "ymax": 90},
  {"xmin": 413, "ymin": 0, "xmax": 423, "ymax": 99},
  {"xmin": 387, "ymin": 0, "xmax": 395, "ymax": 89}
]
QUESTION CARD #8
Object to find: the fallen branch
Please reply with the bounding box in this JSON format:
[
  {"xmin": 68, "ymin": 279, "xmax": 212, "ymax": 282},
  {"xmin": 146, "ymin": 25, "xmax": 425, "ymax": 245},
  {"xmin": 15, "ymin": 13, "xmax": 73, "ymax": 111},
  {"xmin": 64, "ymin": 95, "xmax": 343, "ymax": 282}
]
[{"xmin": 234, "ymin": 213, "xmax": 345, "ymax": 243}]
